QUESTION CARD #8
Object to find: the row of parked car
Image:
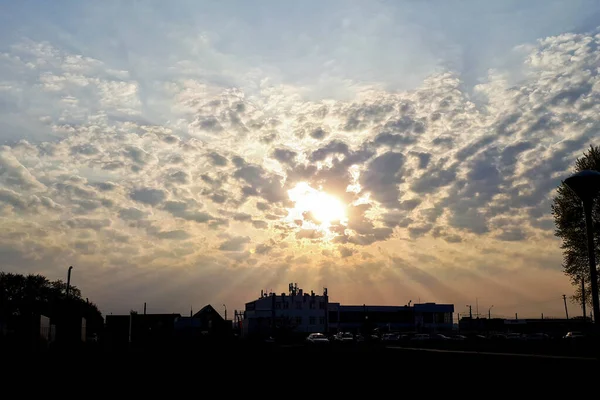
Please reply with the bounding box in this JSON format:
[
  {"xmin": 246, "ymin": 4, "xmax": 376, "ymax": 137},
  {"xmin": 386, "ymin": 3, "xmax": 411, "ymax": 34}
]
[
  {"xmin": 380, "ymin": 331, "xmax": 588, "ymax": 342},
  {"xmin": 299, "ymin": 330, "xmax": 591, "ymax": 345},
  {"xmin": 305, "ymin": 332, "xmax": 366, "ymax": 344}
]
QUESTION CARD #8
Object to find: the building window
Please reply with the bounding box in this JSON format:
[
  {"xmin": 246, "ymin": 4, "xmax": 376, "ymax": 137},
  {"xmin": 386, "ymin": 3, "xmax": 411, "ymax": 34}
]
[
  {"xmin": 309, "ymin": 317, "xmax": 316, "ymax": 325},
  {"xmin": 295, "ymin": 302, "xmax": 302, "ymax": 310},
  {"xmin": 319, "ymin": 317, "xmax": 325, "ymax": 325},
  {"xmin": 275, "ymin": 302, "xmax": 281, "ymax": 309},
  {"xmin": 283, "ymin": 302, "xmax": 289, "ymax": 309},
  {"xmin": 444, "ymin": 312, "xmax": 452, "ymax": 324},
  {"xmin": 295, "ymin": 316, "xmax": 302, "ymax": 325}
]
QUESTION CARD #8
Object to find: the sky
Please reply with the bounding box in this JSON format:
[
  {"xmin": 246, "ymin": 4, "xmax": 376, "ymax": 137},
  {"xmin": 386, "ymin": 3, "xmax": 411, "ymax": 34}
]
[{"xmin": 1, "ymin": 0, "xmax": 600, "ymax": 320}]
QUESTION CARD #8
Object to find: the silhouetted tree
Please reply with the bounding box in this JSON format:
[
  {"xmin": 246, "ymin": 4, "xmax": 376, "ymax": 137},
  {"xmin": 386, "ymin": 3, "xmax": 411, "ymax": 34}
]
[
  {"xmin": 0, "ymin": 272, "xmax": 103, "ymax": 336},
  {"xmin": 551, "ymin": 145, "xmax": 600, "ymax": 305}
]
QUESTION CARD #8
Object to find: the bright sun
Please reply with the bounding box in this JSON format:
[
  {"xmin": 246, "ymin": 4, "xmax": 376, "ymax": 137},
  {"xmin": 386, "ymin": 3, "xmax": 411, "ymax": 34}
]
[{"xmin": 287, "ymin": 182, "xmax": 347, "ymax": 227}]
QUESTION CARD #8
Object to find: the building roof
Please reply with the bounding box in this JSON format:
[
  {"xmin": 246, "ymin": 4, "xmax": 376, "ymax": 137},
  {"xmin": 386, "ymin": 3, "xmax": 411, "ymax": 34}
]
[
  {"xmin": 330, "ymin": 303, "xmax": 454, "ymax": 312},
  {"xmin": 192, "ymin": 304, "xmax": 224, "ymax": 321},
  {"xmin": 106, "ymin": 313, "xmax": 182, "ymax": 319}
]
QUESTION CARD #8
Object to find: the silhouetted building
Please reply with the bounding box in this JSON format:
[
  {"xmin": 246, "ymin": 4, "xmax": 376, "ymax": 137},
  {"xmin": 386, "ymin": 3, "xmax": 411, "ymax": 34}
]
[
  {"xmin": 0, "ymin": 314, "xmax": 54, "ymax": 351},
  {"xmin": 242, "ymin": 284, "xmax": 453, "ymax": 338},
  {"xmin": 243, "ymin": 283, "xmax": 329, "ymax": 338},
  {"xmin": 328, "ymin": 303, "xmax": 454, "ymax": 333},
  {"xmin": 54, "ymin": 316, "xmax": 85, "ymax": 345},
  {"xmin": 105, "ymin": 314, "xmax": 130, "ymax": 349},
  {"xmin": 192, "ymin": 304, "xmax": 230, "ymax": 333},
  {"xmin": 174, "ymin": 304, "xmax": 231, "ymax": 339},
  {"xmin": 105, "ymin": 313, "xmax": 180, "ymax": 350},
  {"xmin": 458, "ymin": 316, "xmax": 592, "ymax": 335},
  {"xmin": 458, "ymin": 317, "xmax": 505, "ymax": 333}
]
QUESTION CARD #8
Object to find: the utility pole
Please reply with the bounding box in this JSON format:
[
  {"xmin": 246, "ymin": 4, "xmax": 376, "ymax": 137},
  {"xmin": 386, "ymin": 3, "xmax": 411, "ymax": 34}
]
[
  {"xmin": 466, "ymin": 305, "xmax": 472, "ymax": 319},
  {"xmin": 581, "ymin": 277, "xmax": 587, "ymax": 320},
  {"xmin": 488, "ymin": 305, "xmax": 493, "ymax": 320},
  {"xmin": 515, "ymin": 313, "xmax": 518, "ymax": 320},
  {"xmin": 476, "ymin": 298, "xmax": 479, "ymax": 318},
  {"xmin": 563, "ymin": 294, "xmax": 569, "ymax": 319},
  {"xmin": 143, "ymin": 302, "xmax": 146, "ymax": 315},
  {"xmin": 128, "ymin": 309, "xmax": 133, "ymax": 344}
]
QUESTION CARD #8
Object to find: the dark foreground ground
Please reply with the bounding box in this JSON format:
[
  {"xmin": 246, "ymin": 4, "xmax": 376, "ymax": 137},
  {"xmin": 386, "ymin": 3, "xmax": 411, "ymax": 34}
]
[{"xmin": 5, "ymin": 343, "xmax": 596, "ymax": 393}]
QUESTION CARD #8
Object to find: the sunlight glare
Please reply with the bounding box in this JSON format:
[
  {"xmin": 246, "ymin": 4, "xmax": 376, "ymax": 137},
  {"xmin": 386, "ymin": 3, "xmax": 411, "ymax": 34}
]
[{"xmin": 287, "ymin": 182, "xmax": 347, "ymax": 227}]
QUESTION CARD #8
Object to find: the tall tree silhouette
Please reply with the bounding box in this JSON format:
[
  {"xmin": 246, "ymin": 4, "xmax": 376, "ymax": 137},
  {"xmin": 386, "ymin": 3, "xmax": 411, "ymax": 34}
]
[{"xmin": 551, "ymin": 145, "xmax": 600, "ymax": 305}]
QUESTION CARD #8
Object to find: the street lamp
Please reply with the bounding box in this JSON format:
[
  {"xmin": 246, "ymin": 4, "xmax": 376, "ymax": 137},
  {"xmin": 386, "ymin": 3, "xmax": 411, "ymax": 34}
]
[
  {"xmin": 564, "ymin": 170, "xmax": 600, "ymax": 325},
  {"xmin": 66, "ymin": 266, "xmax": 73, "ymax": 299}
]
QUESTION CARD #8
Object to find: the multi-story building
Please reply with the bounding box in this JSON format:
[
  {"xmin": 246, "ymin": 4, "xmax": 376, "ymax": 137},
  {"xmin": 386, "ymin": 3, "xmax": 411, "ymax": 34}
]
[
  {"xmin": 328, "ymin": 302, "xmax": 454, "ymax": 333},
  {"xmin": 242, "ymin": 284, "xmax": 455, "ymax": 338},
  {"xmin": 242, "ymin": 283, "xmax": 329, "ymax": 338}
]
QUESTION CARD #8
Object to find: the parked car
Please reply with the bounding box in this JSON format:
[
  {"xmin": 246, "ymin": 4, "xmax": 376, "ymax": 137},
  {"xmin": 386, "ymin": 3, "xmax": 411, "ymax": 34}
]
[
  {"xmin": 382, "ymin": 333, "xmax": 400, "ymax": 343},
  {"xmin": 452, "ymin": 335, "xmax": 468, "ymax": 341},
  {"xmin": 334, "ymin": 332, "xmax": 355, "ymax": 343},
  {"xmin": 563, "ymin": 331, "xmax": 585, "ymax": 339},
  {"xmin": 505, "ymin": 333, "xmax": 523, "ymax": 340},
  {"xmin": 306, "ymin": 333, "xmax": 329, "ymax": 344},
  {"xmin": 411, "ymin": 334, "xmax": 430, "ymax": 341},
  {"xmin": 526, "ymin": 333, "xmax": 550, "ymax": 341}
]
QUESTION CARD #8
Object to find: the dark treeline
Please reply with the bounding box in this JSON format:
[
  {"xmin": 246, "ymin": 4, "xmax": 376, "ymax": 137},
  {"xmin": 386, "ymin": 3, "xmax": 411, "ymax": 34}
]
[{"xmin": 0, "ymin": 271, "xmax": 103, "ymax": 337}]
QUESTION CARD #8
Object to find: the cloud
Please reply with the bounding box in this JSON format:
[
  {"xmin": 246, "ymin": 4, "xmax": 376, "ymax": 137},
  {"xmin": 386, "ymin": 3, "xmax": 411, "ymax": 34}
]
[
  {"xmin": 0, "ymin": 23, "xmax": 597, "ymax": 319},
  {"xmin": 130, "ymin": 188, "xmax": 166, "ymax": 206},
  {"xmin": 219, "ymin": 236, "xmax": 251, "ymax": 251}
]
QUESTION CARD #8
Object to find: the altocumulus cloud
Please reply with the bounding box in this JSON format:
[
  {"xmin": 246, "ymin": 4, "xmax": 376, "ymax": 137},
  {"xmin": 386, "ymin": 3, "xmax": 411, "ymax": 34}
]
[{"xmin": 0, "ymin": 29, "xmax": 598, "ymax": 317}]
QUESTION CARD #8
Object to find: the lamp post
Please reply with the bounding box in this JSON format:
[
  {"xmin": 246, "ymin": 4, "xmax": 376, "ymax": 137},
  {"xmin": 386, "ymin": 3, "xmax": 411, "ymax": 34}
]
[
  {"xmin": 66, "ymin": 266, "xmax": 73, "ymax": 299},
  {"xmin": 564, "ymin": 170, "xmax": 600, "ymax": 326}
]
